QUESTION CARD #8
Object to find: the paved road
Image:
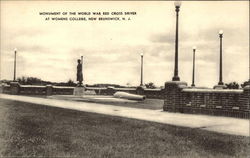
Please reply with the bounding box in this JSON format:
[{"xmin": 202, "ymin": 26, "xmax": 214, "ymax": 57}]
[{"xmin": 0, "ymin": 94, "xmax": 249, "ymax": 136}]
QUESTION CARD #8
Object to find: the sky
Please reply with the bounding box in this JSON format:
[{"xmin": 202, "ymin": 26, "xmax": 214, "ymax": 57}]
[{"xmin": 0, "ymin": 1, "xmax": 249, "ymax": 87}]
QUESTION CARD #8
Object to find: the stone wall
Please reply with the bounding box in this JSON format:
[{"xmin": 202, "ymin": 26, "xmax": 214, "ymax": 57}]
[
  {"xmin": 163, "ymin": 81, "xmax": 250, "ymax": 118},
  {"xmin": 137, "ymin": 87, "xmax": 164, "ymax": 99},
  {"xmin": 1, "ymin": 85, "xmax": 10, "ymax": 94},
  {"xmin": 94, "ymin": 87, "xmax": 137, "ymax": 95},
  {"xmin": 0, "ymin": 83, "xmax": 75, "ymax": 96},
  {"xmin": 1, "ymin": 81, "xmax": 249, "ymax": 118},
  {"xmin": 91, "ymin": 87, "xmax": 164, "ymax": 99},
  {"xmin": 51, "ymin": 86, "xmax": 74, "ymax": 95},
  {"xmin": 19, "ymin": 85, "xmax": 47, "ymax": 95},
  {"xmin": 0, "ymin": 83, "xmax": 164, "ymax": 99}
]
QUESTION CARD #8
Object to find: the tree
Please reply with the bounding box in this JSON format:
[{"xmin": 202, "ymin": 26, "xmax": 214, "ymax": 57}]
[
  {"xmin": 26, "ymin": 77, "xmax": 43, "ymax": 85},
  {"xmin": 241, "ymin": 80, "xmax": 250, "ymax": 88},
  {"xmin": 225, "ymin": 82, "xmax": 239, "ymax": 89},
  {"xmin": 17, "ymin": 76, "xmax": 27, "ymax": 84},
  {"xmin": 66, "ymin": 79, "xmax": 76, "ymax": 86},
  {"xmin": 17, "ymin": 76, "xmax": 43, "ymax": 85},
  {"xmin": 145, "ymin": 82, "xmax": 156, "ymax": 89}
]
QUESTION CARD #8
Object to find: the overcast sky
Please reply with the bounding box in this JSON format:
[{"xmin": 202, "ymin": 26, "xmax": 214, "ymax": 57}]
[{"xmin": 0, "ymin": 1, "xmax": 249, "ymax": 87}]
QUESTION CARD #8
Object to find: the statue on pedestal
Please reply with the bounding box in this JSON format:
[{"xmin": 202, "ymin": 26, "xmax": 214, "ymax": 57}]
[{"xmin": 77, "ymin": 56, "xmax": 83, "ymax": 86}]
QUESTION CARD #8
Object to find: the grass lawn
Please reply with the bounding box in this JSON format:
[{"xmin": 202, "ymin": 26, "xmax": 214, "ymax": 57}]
[
  {"xmin": 0, "ymin": 99, "xmax": 249, "ymax": 157},
  {"xmin": 48, "ymin": 95, "xmax": 164, "ymax": 110},
  {"xmin": 77, "ymin": 98, "xmax": 164, "ymax": 110},
  {"xmin": 27, "ymin": 94, "xmax": 164, "ymax": 110}
]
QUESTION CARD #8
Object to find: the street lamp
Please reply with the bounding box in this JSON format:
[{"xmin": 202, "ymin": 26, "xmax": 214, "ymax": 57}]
[
  {"xmin": 172, "ymin": 1, "xmax": 181, "ymax": 81},
  {"xmin": 218, "ymin": 30, "xmax": 224, "ymax": 85},
  {"xmin": 191, "ymin": 46, "xmax": 196, "ymax": 87},
  {"xmin": 140, "ymin": 53, "xmax": 143, "ymax": 86},
  {"xmin": 13, "ymin": 48, "xmax": 17, "ymax": 81}
]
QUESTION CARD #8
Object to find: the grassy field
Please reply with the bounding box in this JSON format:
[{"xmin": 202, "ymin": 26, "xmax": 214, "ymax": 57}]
[
  {"xmin": 24, "ymin": 95, "xmax": 164, "ymax": 110},
  {"xmin": 76, "ymin": 98, "xmax": 164, "ymax": 110},
  {"xmin": 0, "ymin": 99, "xmax": 249, "ymax": 157}
]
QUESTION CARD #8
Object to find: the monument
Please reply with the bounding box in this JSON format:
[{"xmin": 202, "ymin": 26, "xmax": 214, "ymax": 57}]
[{"xmin": 73, "ymin": 56, "xmax": 86, "ymax": 96}]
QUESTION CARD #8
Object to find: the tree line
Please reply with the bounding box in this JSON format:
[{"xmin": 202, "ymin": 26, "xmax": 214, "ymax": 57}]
[{"xmin": 0, "ymin": 76, "xmax": 249, "ymax": 89}]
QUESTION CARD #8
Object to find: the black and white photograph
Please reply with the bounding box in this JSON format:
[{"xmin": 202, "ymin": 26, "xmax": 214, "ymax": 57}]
[{"xmin": 0, "ymin": 0, "xmax": 249, "ymax": 157}]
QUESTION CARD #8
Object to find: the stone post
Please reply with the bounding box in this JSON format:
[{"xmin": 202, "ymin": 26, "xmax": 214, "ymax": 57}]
[
  {"xmin": 106, "ymin": 87, "xmax": 115, "ymax": 95},
  {"xmin": 242, "ymin": 85, "xmax": 250, "ymax": 112},
  {"xmin": 136, "ymin": 86, "xmax": 145, "ymax": 95},
  {"xmin": 74, "ymin": 86, "xmax": 86, "ymax": 96},
  {"xmin": 46, "ymin": 85, "xmax": 53, "ymax": 96},
  {"xmin": 0, "ymin": 84, "xmax": 3, "ymax": 93},
  {"xmin": 10, "ymin": 82, "xmax": 20, "ymax": 95},
  {"xmin": 163, "ymin": 81, "xmax": 187, "ymax": 112}
]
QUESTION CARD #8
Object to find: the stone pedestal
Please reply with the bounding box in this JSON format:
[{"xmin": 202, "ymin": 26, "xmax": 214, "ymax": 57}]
[
  {"xmin": 73, "ymin": 86, "xmax": 86, "ymax": 96},
  {"xmin": 46, "ymin": 85, "xmax": 53, "ymax": 96},
  {"xmin": 213, "ymin": 85, "xmax": 226, "ymax": 89},
  {"xmin": 163, "ymin": 81, "xmax": 187, "ymax": 112},
  {"xmin": 10, "ymin": 82, "xmax": 20, "ymax": 95},
  {"xmin": 136, "ymin": 86, "xmax": 145, "ymax": 95},
  {"xmin": 0, "ymin": 84, "xmax": 4, "ymax": 93},
  {"xmin": 242, "ymin": 85, "xmax": 250, "ymax": 111}
]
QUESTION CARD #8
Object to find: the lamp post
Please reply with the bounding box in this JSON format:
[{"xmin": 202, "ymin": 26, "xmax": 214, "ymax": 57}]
[
  {"xmin": 218, "ymin": 30, "xmax": 224, "ymax": 85},
  {"xmin": 191, "ymin": 46, "xmax": 196, "ymax": 87},
  {"xmin": 13, "ymin": 48, "xmax": 17, "ymax": 81},
  {"xmin": 249, "ymin": 47, "xmax": 250, "ymax": 85},
  {"xmin": 140, "ymin": 53, "xmax": 143, "ymax": 86},
  {"xmin": 81, "ymin": 56, "xmax": 83, "ymax": 85},
  {"xmin": 172, "ymin": 1, "xmax": 181, "ymax": 81}
]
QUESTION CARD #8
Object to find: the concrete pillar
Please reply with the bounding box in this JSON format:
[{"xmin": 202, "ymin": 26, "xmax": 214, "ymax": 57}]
[
  {"xmin": 0, "ymin": 84, "xmax": 3, "ymax": 93},
  {"xmin": 46, "ymin": 85, "xmax": 53, "ymax": 96},
  {"xmin": 136, "ymin": 86, "xmax": 144, "ymax": 95},
  {"xmin": 242, "ymin": 85, "xmax": 250, "ymax": 111},
  {"xmin": 106, "ymin": 87, "xmax": 115, "ymax": 95},
  {"xmin": 10, "ymin": 82, "xmax": 20, "ymax": 95},
  {"xmin": 213, "ymin": 85, "xmax": 226, "ymax": 89},
  {"xmin": 73, "ymin": 86, "xmax": 85, "ymax": 96}
]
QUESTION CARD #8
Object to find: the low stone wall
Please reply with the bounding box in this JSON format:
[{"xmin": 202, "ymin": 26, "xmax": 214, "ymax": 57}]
[
  {"xmin": 1, "ymin": 81, "xmax": 249, "ymax": 118},
  {"xmin": 136, "ymin": 87, "xmax": 164, "ymax": 99},
  {"xmin": 19, "ymin": 85, "xmax": 47, "ymax": 95},
  {"xmin": 92, "ymin": 87, "xmax": 137, "ymax": 95},
  {"xmin": 90, "ymin": 87, "xmax": 164, "ymax": 99},
  {"xmin": 0, "ymin": 82, "xmax": 75, "ymax": 96},
  {"xmin": 1, "ymin": 85, "xmax": 11, "ymax": 94},
  {"xmin": 0, "ymin": 83, "xmax": 164, "ymax": 99},
  {"xmin": 163, "ymin": 81, "xmax": 250, "ymax": 118},
  {"xmin": 51, "ymin": 86, "xmax": 74, "ymax": 95}
]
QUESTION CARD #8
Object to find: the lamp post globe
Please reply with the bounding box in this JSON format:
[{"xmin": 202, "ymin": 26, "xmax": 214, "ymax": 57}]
[
  {"xmin": 219, "ymin": 30, "xmax": 223, "ymax": 35},
  {"xmin": 174, "ymin": 1, "xmax": 181, "ymax": 7}
]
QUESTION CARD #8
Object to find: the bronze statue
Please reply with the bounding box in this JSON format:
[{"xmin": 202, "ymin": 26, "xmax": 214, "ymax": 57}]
[{"xmin": 77, "ymin": 56, "xmax": 83, "ymax": 86}]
